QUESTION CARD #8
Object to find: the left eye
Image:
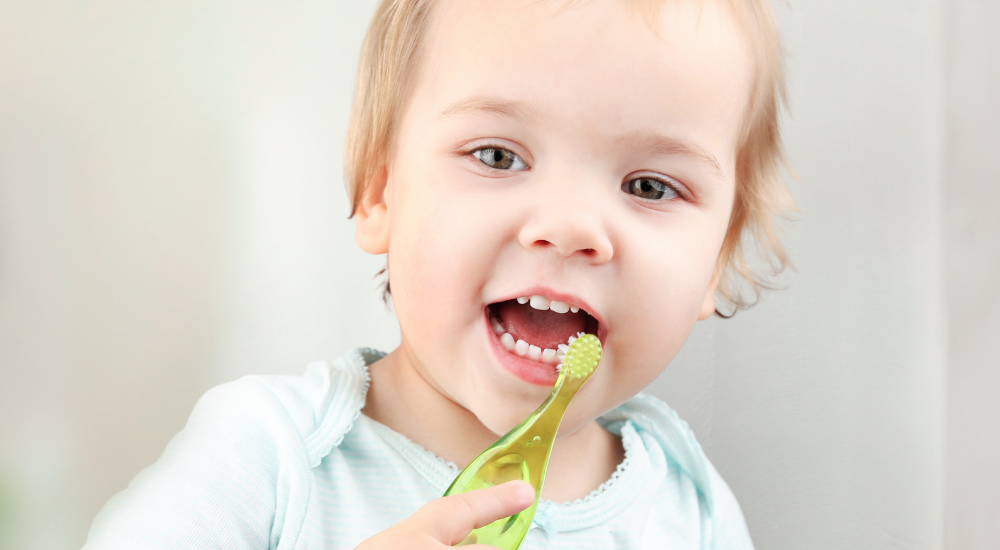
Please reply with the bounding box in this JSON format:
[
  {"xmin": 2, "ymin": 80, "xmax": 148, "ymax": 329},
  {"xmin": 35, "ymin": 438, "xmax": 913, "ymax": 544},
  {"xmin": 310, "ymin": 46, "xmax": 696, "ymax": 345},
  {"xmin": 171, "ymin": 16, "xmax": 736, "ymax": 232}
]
[
  {"xmin": 622, "ymin": 177, "xmax": 679, "ymax": 200},
  {"xmin": 472, "ymin": 147, "xmax": 527, "ymax": 171}
]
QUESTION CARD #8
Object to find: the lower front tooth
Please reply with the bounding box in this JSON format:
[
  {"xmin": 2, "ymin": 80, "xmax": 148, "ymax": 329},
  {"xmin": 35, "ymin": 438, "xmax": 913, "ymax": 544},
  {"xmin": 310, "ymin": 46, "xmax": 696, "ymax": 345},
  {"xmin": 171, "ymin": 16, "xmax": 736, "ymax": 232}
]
[
  {"xmin": 527, "ymin": 345, "xmax": 541, "ymax": 360},
  {"xmin": 491, "ymin": 318, "xmax": 504, "ymax": 334},
  {"xmin": 541, "ymin": 348, "xmax": 556, "ymax": 363},
  {"xmin": 501, "ymin": 333, "xmax": 515, "ymax": 350},
  {"xmin": 515, "ymin": 339, "xmax": 529, "ymax": 356}
]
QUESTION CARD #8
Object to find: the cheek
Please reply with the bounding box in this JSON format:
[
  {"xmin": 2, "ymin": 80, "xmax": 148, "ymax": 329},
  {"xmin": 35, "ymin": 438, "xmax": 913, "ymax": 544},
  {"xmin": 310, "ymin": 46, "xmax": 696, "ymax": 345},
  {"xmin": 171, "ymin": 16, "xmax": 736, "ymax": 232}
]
[
  {"xmin": 387, "ymin": 172, "xmax": 509, "ymax": 345},
  {"xmin": 610, "ymin": 274, "xmax": 703, "ymax": 387},
  {"xmin": 623, "ymin": 217, "xmax": 722, "ymax": 319},
  {"xmin": 598, "ymin": 213, "xmax": 728, "ymax": 395}
]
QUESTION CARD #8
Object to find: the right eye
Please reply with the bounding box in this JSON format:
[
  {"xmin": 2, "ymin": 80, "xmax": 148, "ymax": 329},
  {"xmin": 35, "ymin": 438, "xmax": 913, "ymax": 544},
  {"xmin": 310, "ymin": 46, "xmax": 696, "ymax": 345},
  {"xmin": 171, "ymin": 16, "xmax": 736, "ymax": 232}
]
[
  {"xmin": 471, "ymin": 147, "xmax": 528, "ymax": 171},
  {"xmin": 622, "ymin": 176, "xmax": 680, "ymax": 201}
]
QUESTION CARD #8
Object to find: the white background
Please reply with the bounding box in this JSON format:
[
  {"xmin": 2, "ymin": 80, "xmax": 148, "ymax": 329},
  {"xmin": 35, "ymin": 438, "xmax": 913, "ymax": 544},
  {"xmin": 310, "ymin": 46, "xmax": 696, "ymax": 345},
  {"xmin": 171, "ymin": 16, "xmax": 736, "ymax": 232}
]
[{"xmin": 0, "ymin": 1, "xmax": 997, "ymax": 548}]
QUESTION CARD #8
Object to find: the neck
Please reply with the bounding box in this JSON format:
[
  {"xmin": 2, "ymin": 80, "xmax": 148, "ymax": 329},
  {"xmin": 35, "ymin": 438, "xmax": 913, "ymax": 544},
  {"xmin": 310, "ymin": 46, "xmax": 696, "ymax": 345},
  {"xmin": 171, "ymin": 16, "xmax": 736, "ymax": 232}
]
[{"xmin": 362, "ymin": 342, "xmax": 624, "ymax": 502}]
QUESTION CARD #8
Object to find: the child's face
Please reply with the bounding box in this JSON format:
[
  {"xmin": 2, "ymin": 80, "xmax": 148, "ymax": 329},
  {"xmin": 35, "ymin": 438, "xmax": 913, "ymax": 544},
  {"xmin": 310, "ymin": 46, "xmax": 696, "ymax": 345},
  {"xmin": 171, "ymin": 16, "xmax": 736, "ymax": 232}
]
[{"xmin": 359, "ymin": 0, "xmax": 751, "ymax": 435}]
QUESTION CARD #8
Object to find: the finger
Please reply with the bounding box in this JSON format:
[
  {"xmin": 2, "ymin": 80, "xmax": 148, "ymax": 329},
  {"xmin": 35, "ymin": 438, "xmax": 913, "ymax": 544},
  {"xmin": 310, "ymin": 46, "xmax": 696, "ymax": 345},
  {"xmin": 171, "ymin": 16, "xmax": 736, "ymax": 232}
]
[{"xmin": 414, "ymin": 481, "xmax": 535, "ymax": 545}]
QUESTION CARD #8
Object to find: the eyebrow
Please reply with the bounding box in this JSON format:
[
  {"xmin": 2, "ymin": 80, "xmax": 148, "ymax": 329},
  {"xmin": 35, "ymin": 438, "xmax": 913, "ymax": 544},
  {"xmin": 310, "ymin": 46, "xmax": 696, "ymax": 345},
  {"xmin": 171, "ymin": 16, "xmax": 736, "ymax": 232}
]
[
  {"xmin": 438, "ymin": 96, "xmax": 540, "ymax": 122},
  {"xmin": 615, "ymin": 131, "xmax": 725, "ymax": 180}
]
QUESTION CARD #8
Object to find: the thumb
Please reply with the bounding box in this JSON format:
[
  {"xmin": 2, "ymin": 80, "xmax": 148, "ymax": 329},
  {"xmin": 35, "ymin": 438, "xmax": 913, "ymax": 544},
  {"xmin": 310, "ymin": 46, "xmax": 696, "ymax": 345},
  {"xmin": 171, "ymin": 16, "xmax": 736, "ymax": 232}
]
[{"xmin": 413, "ymin": 481, "xmax": 536, "ymax": 546}]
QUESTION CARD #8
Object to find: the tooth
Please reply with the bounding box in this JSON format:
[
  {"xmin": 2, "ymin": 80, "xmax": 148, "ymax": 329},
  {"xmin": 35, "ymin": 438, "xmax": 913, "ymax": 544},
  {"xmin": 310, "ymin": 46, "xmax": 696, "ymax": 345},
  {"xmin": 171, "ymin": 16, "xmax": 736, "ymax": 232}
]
[
  {"xmin": 557, "ymin": 344, "xmax": 569, "ymax": 353},
  {"xmin": 549, "ymin": 301, "xmax": 569, "ymax": 314},
  {"xmin": 529, "ymin": 295, "xmax": 551, "ymax": 311},
  {"xmin": 541, "ymin": 348, "xmax": 556, "ymax": 363},
  {"xmin": 527, "ymin": 345, "xmax": 541, "ymax": 360},
  {"xmin": 490, "ymin": 318, "xmax": 504, "ymax": 334},
  {"xmin": 501, "ymin": 333, "xmax": 515, "ymax": 350},
  {"xmin": 517, "ymin": 296, "xmax": 529, "ymax": 304},
  {"xmin": 567, "ymin": 336, "xmax": 577, "ymax": 345},
  {"xmin": 515, "ymin": 339, "xmax": 529, "ymax": 356},
  {"xmin": 570, "ymin": 306, "xmax": 579, "ymax": 313}
]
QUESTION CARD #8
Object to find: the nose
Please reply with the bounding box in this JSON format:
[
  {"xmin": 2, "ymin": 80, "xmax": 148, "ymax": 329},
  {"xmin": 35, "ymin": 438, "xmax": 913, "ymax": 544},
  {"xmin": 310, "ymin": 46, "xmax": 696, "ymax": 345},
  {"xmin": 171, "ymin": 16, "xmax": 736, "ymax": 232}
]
[{"xmin": 517, "ymin": 187, "xmax": 614, "ymax": 264}]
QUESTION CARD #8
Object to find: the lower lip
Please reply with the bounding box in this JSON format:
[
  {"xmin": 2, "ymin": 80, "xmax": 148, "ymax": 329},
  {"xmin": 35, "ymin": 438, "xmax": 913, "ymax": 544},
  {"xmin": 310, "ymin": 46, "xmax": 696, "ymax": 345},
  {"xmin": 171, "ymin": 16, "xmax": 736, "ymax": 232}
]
[{"xmin": 484, "ymin": 313, "xmax": 560, "ymax": 386}]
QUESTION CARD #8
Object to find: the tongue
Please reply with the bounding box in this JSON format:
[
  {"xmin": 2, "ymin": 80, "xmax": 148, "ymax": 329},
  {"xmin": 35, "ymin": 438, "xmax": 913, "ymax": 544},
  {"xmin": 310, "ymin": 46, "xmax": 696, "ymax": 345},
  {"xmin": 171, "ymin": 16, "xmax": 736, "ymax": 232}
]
[{"xmin": 497, "ymin": 301, "xmax": 588, "ymax": 351}]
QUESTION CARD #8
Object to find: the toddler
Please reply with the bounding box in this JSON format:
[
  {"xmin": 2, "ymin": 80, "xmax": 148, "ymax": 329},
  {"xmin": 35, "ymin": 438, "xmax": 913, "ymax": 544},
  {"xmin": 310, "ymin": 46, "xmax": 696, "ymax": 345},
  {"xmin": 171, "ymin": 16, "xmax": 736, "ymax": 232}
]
[{"xmin": 84, "ymin": 0, "xmax": 792, "ymax": 548}]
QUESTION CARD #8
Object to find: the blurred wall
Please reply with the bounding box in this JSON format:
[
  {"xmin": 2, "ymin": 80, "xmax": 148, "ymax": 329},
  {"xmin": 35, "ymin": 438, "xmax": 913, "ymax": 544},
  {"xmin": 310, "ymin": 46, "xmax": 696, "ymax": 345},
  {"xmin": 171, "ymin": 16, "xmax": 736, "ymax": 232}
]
[
  {"xmin": 0, "ymin": 1, "xmax": 995, "ymax": 549},
  {"xmin": 943, "ymin": 1, "xmax": 1000, "ymax": 548}
]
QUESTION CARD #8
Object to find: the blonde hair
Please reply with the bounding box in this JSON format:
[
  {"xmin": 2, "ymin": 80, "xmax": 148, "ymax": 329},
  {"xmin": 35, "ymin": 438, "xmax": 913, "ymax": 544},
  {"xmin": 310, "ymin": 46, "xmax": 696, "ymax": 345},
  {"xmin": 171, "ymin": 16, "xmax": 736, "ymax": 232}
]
[{"xmin": 345, "ymin": 0, "xmax": 794, "ymax": 315}]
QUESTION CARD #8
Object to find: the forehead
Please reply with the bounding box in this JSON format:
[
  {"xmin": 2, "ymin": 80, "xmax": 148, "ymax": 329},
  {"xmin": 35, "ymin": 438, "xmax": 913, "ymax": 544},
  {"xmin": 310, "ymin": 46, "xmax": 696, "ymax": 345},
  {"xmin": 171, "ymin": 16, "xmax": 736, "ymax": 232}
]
[{"xmin": 410, "ymin": 0, "xmax": 752, "ymax": 161}]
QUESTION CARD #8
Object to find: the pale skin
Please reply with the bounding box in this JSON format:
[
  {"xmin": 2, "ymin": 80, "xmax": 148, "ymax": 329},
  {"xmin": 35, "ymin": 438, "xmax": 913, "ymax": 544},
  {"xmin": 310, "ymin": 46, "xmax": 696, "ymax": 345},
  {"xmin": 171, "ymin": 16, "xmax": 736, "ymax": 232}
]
[{"xmin": 354, "ymin": 0, "xmax": 752, "ymax": 547}]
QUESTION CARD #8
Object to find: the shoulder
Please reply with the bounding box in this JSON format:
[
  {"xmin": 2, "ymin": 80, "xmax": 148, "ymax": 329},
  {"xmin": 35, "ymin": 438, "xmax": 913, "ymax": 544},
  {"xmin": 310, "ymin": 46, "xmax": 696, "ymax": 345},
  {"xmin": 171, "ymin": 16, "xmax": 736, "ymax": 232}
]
[
  {"xmin": 703, "ymin": 459, "xmax": 755, "ymax": 550},
  {"xmin": 83, "ymin": 348, "xmax": 384, "ymax": 550},
  {"xmin": 190, "ymin": 347, "xmax": 382, "ymax": 466},
  {"xmin": 601, "ymin": 393, "xmax": 754, "ymax": 550}
]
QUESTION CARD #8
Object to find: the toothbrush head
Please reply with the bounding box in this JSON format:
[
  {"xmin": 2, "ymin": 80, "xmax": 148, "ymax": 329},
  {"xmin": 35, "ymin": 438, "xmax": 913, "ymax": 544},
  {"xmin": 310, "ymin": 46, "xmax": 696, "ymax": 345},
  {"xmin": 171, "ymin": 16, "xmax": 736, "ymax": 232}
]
[{"xmin": 560, "ymin": 333, "xmax": 602, "ymax": 380}]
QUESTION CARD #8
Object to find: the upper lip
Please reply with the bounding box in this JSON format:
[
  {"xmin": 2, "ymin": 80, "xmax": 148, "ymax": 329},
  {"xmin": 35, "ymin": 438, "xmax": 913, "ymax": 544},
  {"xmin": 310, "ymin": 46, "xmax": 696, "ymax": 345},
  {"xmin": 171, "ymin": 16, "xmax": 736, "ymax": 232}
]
[{"xmin": 487, "ymin": 286, "xmax": 606, "ymax": 330}]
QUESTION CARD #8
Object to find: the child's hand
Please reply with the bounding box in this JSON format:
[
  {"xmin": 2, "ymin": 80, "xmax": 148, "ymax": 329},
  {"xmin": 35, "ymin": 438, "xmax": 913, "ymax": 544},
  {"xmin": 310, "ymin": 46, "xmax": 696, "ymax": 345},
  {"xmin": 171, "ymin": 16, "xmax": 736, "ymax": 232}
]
[{"xmin": 355, "ymin": 480, "xmax": 536, "ymax": 549}]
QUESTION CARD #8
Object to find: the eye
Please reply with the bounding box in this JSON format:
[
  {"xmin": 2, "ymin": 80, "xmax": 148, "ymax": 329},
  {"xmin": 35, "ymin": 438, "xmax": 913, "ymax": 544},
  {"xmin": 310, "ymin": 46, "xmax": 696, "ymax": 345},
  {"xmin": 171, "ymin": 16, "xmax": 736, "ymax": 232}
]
[
  {"xmin": 471, "ymin": 147, "xmax": 527, "ymax": 171},
  {"xmin": 622, "ymin": 177, "xmax": 680, "ymax": 201}
]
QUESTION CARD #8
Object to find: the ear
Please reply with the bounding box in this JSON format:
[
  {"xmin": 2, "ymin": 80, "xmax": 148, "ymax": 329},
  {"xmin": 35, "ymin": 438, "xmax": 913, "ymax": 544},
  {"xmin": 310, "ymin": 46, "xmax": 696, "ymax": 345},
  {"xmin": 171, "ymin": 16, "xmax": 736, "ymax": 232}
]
[
  {"xmin": 698, "ymin": 274, "xmax": 719, "ymax": 320},
  {"xmin": 354, "ymin": 166, "xmax": 391, "ymax": 255}
]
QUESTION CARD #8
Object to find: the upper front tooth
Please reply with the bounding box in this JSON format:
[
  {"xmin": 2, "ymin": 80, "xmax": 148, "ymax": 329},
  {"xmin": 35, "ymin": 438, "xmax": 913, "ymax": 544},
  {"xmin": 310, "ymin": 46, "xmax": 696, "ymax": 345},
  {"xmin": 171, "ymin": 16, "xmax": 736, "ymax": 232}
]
[
  {"xmin": 529, "ymin": 295, "xmax": 551, "ymax": 310},
  {"xmin": 549, "ymin": 300, "xmax": 570, "ymax": 314},
  {"xmin": 517, "ymin": 296, "xmax": 529, "ymax": 304},
  {"xmin": 570, "ymin": 305, "xmax": 579, "ymax": 313}
]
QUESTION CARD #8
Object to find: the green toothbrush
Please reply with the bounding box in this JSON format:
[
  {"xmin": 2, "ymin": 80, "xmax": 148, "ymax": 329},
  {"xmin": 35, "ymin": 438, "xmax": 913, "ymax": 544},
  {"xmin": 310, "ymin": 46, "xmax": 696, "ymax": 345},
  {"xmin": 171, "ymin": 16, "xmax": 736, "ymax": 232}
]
[{"xmin": 444, "ymin": 333, "xmax": 603, "ymax": 548}]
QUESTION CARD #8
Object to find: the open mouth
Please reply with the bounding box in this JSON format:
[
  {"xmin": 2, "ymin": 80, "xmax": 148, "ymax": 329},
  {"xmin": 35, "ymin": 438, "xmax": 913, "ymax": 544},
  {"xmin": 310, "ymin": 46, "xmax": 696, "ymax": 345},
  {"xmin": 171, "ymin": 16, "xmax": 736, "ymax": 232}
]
[{"xmin": 486, "ymin": 294, "xmax": 601, "ymax": 377}]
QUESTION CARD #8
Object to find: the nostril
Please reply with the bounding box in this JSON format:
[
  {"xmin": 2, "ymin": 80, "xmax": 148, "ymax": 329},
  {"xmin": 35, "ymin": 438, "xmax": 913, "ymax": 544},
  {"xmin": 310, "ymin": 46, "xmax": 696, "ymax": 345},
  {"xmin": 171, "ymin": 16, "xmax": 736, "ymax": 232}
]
[
  {"xmin": 533, "ymin": 240, "xmax": 553, "ymax": 248},
  {"xmin": 581, "ymin": 248, "xmax": 597, "ymax": 256}
]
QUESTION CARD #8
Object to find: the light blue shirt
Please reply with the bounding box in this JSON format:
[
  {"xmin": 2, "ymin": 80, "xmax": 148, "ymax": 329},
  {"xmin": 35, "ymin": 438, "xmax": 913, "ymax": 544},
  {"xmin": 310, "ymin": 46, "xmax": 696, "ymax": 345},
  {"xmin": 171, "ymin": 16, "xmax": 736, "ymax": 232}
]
[{"xmin": 84, "ymin": 348, "xmax": 753, "ymax": 549}]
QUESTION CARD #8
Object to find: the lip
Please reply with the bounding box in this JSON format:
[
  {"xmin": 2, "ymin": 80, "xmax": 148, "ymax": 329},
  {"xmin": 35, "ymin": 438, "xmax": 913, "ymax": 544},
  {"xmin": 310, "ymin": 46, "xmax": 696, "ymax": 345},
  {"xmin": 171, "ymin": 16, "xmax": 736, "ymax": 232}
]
[{"xmin": 483, "ymin": 287, "xmax": 609, "ymax": 386}]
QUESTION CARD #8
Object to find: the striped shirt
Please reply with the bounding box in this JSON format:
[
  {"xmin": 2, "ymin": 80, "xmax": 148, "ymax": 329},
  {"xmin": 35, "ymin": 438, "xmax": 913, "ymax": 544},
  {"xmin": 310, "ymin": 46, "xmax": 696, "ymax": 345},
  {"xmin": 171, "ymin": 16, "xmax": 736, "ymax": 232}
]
[{"xmin": 84, "ymin": 348, "xmax": 754, "ymax": 549}]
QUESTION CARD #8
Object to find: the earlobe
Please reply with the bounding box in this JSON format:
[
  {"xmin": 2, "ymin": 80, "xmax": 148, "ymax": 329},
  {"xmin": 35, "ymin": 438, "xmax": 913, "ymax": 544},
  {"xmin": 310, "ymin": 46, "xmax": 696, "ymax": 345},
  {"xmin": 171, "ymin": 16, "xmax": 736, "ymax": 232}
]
[{"xmin": 354, "ymin": 168, "xmax": 391, "ymax": 255}]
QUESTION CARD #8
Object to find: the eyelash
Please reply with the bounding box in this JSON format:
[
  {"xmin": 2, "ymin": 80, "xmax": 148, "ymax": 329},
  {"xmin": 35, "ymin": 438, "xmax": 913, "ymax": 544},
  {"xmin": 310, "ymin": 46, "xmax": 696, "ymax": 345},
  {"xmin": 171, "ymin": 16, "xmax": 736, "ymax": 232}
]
[
  {"xmin": 621, "ymin": 174, "xmax": 685, "ymax": 202},
  {"xmin": 466, "ymin": 144, "xmax": 529, "ymax": 172},
  {"xmin": 464, "ymin": 144, "xmax": 688, "ymax": 202}
]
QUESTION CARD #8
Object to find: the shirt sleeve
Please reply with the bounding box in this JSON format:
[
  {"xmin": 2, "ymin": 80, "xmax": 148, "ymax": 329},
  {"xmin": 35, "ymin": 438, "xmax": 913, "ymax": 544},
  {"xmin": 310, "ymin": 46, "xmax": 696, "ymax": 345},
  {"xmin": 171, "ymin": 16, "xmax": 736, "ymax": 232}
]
[
  {"xmin": 82, "ymin": 377, "xmax": 311, "ymax": 550},
  {"xmin": 706, "ymin": 460, "xmax": 755, "ymax": 550}
]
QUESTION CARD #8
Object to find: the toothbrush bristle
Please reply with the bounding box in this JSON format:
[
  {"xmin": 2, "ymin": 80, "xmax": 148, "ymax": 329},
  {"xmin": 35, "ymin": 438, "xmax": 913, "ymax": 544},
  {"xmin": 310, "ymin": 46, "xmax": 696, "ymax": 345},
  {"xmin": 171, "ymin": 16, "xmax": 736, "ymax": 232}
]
[{"xmin": 561, "ymin": 334, "xmax": 602, "ymax": 379}]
